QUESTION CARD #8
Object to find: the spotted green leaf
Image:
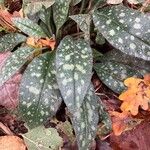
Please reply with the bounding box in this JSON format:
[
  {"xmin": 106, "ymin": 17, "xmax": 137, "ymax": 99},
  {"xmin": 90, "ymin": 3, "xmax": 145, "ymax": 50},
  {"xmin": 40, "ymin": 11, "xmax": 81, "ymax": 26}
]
[
  {"xmin": 98, "ymin": 99, "xmax": 112, "ymax": 136},
  {"xmin": 19, "ymin": 52, "xmax": 62, "ymax": 128},
  {"xmin": 0, "ymin": 33, "xmax": 27, "ymax": 52},
  {"xmin": 39, "ymin": 6, "xmax": 55, "ymax": 37},
  {"xmin": 101, "ymin": 49, "xmax": 150, "ymax": 75},
  {"xmin": 93, "ymin": 5, "xmax": 150, "ymax": 60},
  {"xmin": 23, "ymin": 126, "xmax": 63, "ymax": 150},
  {"xmin": 12, "ymin": 18, "xmax": 46, "ymax": 38},
  {"xmin": 94, "ymin": 61, "xmax": 143, "ymax": 93},
  {"xmin": 71, "ymin": 85, "xmax": 99, "ymax": 150},
  {"xmin": 0, "ymin": 46, "xmax": 34, "ymax": 86},
  {"xmin": 23, "ymin": 0, "xmax": 55, "ymax": 16},
  {"xmin": 70, "ymin": 14, "xmax": 91, "ymax": 40},
  {"xmin": 95, "ymin": 32, "xmax": 106, "ymax": 45},
  {"xmin": 53, "ymin": 0, "xmax": 71, "ymax": 32},
  {"xmin": 56, "ymin": 36, "xmax": 93, "ymax": 113}
]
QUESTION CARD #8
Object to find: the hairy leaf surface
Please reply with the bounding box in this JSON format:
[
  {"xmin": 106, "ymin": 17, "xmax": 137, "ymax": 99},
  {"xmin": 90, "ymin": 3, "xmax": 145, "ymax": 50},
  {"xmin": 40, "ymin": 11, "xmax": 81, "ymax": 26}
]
[
  {"xmin": 53, "ymin": 0, "xmax": 71, "ymax": 32},
  {"xmin": 12, "ymin": 18, "xmax": 46, "ymax": 38},
  {"xmin": 71, "ymin": 85, "xmax": 99, "ymax": 150},
  {"xmin": 0, "ymin": 46, "xmax": 34, "ymax": 86},
  {"xmin": 94, "ymin": 61, "xmax": 143, "ymax": 93},
  {"xmin": 0, "ymin": 33, "xmax": 26, "ymax": 52},
  {"xmin": 23, "ymin": 126, "xmax": 63, "ymax": 150},
  {"xmin": 56, "ymin": 36, "xmax": 93, "ymax": 113},
  {"xmin": 19, "ymin": 52, "xmax": 62, "ymax": 128},
  {"xmin": 93, "ymin": 5, "xmax": 150, "ymax": 60}
]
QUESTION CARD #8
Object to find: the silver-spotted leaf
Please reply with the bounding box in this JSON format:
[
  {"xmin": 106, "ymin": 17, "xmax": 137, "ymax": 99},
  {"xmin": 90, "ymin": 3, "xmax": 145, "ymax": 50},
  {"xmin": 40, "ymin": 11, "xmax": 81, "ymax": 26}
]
[
  {"xmin": 71, "ymin": 85, "xmax": 99, "ymax": 150},
  {"xmin": 23, "ymin": 0, "xmax": 55, "ymax": 16},
  {"xmin": 94, "ymin": 61, "xmax": 143, "ymax": 93},
  {"xmin": 23, "ymin": 126, "xmax": 63, "ymax": 150},
  {"xmin": 56, "ymin": 36, "xmax": 93, "ymax": 113},
  {"xmin": 53, "ymin": 0, "xmax": 71, "ymax": 32},
  {"xmin": 12, "ymin": 17, "xmax": 46, "ymax": 38},
  {"xmin": 39, "ymin": 6, "xmax": 50, "ymax": 24},
  {"xmin": 95, "ymin": 32, "xmax": 106, "ymax": 45},
  {"xmin": 98, "ymin": 99, "xmax": 112, "ymax": 136},
  {"xmin": 19, "ymin": 52, "xmax": 62, "ymax": 128},
  {"xmin": 0, "ymin": 33, "xmax": 27, "ymax": 52},
  {"xmin": 101, "ymin": 49, "xmax": 150, "ymax": 75},
  {"xmin": 39, "ymin": 6, "xmax": 54, "ymax": 37},
  {"xmin": 93, "ymin": 5, "xmax": 150, "ymax": 60},
  {"xmin": 70, "ymin": 14, "xmax": 91, "ymax": 40},
  {"xmin": 0, "ymin": 46, "xmax": 34, "ymax": 86}
]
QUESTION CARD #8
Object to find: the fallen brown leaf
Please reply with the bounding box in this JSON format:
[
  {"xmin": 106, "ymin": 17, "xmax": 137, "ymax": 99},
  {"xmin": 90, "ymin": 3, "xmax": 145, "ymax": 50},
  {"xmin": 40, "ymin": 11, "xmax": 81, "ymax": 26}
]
[
  {"xmin": 0, "ymin": 52, "xmax": 22, "ymax": 109},
  {"xmin": 0, "ymin": 9, "xmax": 20, "ymax": 31},
  {"xmin": 110, "ymin": 111, "xmax": 142, "ymax": 136},
  {"xmin": 0, "ymin": 136, "xmax": 26, "ymax": 150}
]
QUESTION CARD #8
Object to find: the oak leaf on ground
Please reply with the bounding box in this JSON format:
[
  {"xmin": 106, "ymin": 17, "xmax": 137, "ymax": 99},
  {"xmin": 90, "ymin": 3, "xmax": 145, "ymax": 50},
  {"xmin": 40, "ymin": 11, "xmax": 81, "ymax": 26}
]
[
  {"xmin": 109, "ymin": 111, "xmax": 142, "ymax": 136},
  {"xmin": 119, "ymin": 76, "xmax": 150, "ymax": 115}
]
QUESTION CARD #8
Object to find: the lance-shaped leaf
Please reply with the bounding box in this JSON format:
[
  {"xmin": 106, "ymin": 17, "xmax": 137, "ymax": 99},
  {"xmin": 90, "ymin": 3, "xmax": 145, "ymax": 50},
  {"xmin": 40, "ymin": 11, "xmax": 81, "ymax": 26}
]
[
  {"xmin": 53, "ymin": 0, "xmax": 71, "ymax": 32},
  {"xmin": 39, "ymin": 6, "xmax": 55, "ymax": 37},
  {"xmin": 70, "ymin": 14, "xmax": 91, "ymax": 40},
  {"xmin": 70, "ymin": 14, "xmax": 91, "ymax": 34},
  {"xmin": 0, "ymin": 46, "xmax": 34, "ymax": 86},
  {"xmin": 23, "ymin": 0, "xmax": 55, "ymax": 16},
  {"xmin": 0, "ymin": 33, "xmax": 27, "ymax": 52},
  {"xmin": 12, "ymin": 17, "xmax": 46, "ymax": 38},
  {"xmin": 101, "ymin": 49, "xmax": 150, "ymax": 74},
  {"xmin": 93, "ymin": 5, "xmax": 150, "ymax": 60},
  {"xmin": 56, "ymin": 36, "xmax": 93, "ymax": 113},
  {"xmin": 98, "ymin": 99, "xmax": 112, "ymax": 137},
  {"xmin": 23, "ymin": 126, "xmax": 63, "ymax": 150},
  {"xmin": 19, "ymin": 52, "xmax": 62, "ymax": 128},
  {"xmin": 94, "ymin": 61, "xmax": 143, "ymax": 93},
  {"xmin": 71, "ymin": 85, "xmax": 99, "ymax": 150}
]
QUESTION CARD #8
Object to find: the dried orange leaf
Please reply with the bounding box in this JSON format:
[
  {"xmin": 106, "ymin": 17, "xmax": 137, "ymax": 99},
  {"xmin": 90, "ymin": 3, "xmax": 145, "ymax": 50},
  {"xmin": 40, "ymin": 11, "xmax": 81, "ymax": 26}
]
[
  {"xmin": 119, "ymin": 76, "xmax": 150, "ymax": 115},
  {"xmin": 110, "ymin": 111, "xmax": 142, "ymax": 136},
  {"xmin": 26, "ymin": 37, "xmax": 56, "ymax": 49}
]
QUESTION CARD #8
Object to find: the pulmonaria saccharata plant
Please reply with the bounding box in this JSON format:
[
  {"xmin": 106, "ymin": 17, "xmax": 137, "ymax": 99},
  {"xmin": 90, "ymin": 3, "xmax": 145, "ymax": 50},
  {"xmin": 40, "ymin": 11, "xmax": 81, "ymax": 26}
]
[{"xmin": 0, "ymin": 0, "xmax": 149, "ymax": 149}]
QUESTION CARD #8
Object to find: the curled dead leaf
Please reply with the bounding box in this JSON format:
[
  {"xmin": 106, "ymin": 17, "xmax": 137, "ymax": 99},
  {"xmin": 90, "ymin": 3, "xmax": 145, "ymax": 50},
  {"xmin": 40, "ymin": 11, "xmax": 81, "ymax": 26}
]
[
  {"xmin": 26, "ymin": 37, "xmax": 56, "ymax": 50},
  {"xmin": 0, "ymin": 9, "xmax": 21, "ymax": 31}
]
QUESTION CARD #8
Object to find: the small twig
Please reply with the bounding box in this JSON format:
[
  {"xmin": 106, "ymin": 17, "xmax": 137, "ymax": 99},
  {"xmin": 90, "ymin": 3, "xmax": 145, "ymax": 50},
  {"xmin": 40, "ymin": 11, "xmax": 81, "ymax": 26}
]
[
  {"xmin": 0, "ymin": 122, "xmax": 14, "ymax": 135},
  {"xmin": 95, "ymin": 93, "xmax": 111, "ymax": 100}
]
